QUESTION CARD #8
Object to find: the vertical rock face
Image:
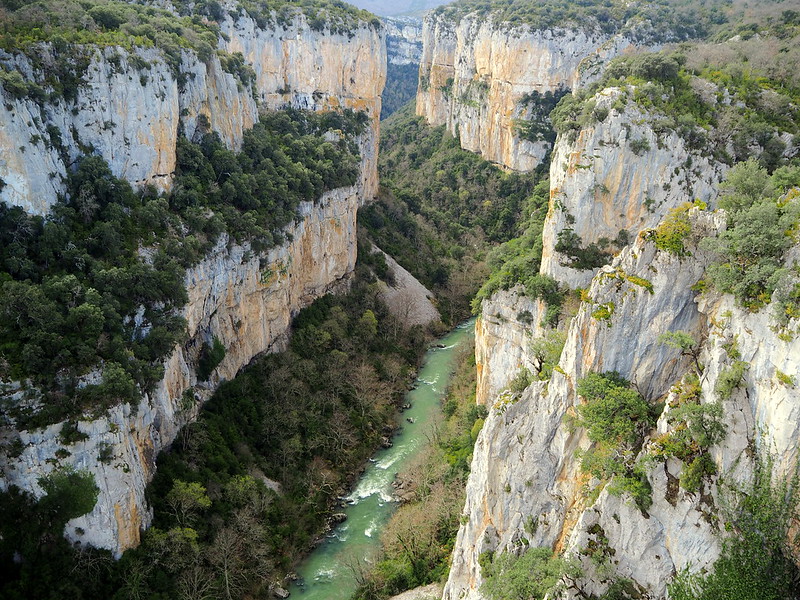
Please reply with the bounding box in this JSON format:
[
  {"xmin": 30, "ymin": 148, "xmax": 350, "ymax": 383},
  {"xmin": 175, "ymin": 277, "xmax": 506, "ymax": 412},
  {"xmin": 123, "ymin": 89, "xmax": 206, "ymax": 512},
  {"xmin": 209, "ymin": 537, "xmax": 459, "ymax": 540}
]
[
  {"xmin": 219, "ymin": 14, "xmax": 386, "ymax": 199},
  {"xmin": 416, "ymin": 14, "xmax": 633, "ymax": 171},
  {"xmin": 0, "ymin": 14, "xmax": 385, "ymax": 555},
  {"xmin": 383, "ymin": 16, "xmax": 424, "ymax": 66},
  {"xmin": 541, "ymin": 87, "xmax": 727, "ymax": 289},
  {"xmin": 0, "ymin": 13, "xmax": 386, "ymax": 214},
  {"xmin": 474, "ymin": 288, "xmax": 543, "ymax": 405},
  {"xmin": 446, "ymin": 210, "xmax": 800, "ymax": 599}
]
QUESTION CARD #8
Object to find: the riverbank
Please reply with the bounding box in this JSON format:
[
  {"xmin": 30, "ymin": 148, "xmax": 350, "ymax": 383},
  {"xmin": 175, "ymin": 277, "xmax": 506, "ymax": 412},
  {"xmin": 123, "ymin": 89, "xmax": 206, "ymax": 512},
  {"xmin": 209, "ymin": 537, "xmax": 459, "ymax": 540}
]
[{"xmin": 289, "ymin": 320, "xmax": 475, "ymax": 600}]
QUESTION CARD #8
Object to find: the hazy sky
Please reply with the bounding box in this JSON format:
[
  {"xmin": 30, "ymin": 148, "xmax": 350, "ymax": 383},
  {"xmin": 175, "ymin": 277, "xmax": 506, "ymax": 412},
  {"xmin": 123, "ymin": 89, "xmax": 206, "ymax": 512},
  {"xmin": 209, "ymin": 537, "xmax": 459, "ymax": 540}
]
[{"xmin": 346, "ymin": 0, "xmax": 450, "ymax": 17}]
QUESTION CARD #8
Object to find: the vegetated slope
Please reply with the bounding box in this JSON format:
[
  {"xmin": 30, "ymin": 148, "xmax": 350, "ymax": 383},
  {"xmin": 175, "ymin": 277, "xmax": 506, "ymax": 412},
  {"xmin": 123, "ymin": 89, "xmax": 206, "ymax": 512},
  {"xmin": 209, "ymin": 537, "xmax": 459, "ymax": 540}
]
[
  {"xmin": 442, "ymin": 4, "xmax": 800, "ymax": 600},
  {"xmin": 416, "ymin": 0, "xmax": 797, "ymax": 176},
  {"xmin": 0, "ymin": 253, "xmax": 436, "ymax": 598},
  {"xmin": 382, "ymin": 63, "xmax": 421, "ymax": 119},
  {"xmin": 0, "ymin": 0, "xmax": 387, "ymax": 566},
  {"xmin": 0, "ymin": 109, "xmax": 366, "ymax": 428},
  {"xmin": 361, "ymin": 101, "xmax": 546, "ymax": 324}
]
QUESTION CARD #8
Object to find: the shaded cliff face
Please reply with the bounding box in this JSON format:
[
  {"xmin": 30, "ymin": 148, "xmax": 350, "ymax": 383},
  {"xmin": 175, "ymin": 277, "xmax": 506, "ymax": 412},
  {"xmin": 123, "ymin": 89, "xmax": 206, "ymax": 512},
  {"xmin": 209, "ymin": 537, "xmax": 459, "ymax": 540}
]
[
  {"xmin": 541, "ymin": 87, "xmax": 727, "ymax": 289},
  {"xmin": 416, "ymin": 14, "xmax": 633, "ymax": 171},
  {"xmin": 445, "ymin": 210, "xmax": 800, "ymax": 598},
  {"xmin": 0, "ymin": 13, "xmax": 386, "ymax": 555},
  {"xmin": 0, "ymin": 186, "xmax": 360, "ymax": 554},
  {"xmin": 383, "ymin": 16, "xmax": 423, "ymax": 66},
  {"xmin": 0, "ymin": 13, "xmax": 385, "ymax": 214}
]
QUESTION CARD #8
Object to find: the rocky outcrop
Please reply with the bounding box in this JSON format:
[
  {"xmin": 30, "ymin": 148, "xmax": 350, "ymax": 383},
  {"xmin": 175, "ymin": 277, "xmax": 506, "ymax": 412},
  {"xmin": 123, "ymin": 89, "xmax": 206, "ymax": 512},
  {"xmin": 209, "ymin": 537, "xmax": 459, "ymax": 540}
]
[
  {"xmin": 474, "ymin": 287, "xmax": 543, "ymax": 405},
  {"xmin": 0, "ymin": 11, "xmax": 385, "ymax": 555},
  {"xmin": 219, "ymin": 13, "xmax": 385, "ymax": 199},
  {"xmin": 375, "ymin": 247, "xmax": 441, "ymax": 327},
  {"xmin": 444, "ymin": 207, "xmax": 800, "ymax": 598},
  {"xmin": 416, "ymin": 14, "xmax": 634, "ymax": 171},
  {"xmin": 0, "ymin": 13, "xmax": 385, "ymax": 214},
  {"xmin": 388, "ymin": 583, "xmax": 443, "ymax": 600},
  {"xmin": 541, "ymin": 87, "xmax": 727, "ymax": 289},
  {"xmin": 384, "ymin": 16, "xmax": 423, "ymax": 66}
]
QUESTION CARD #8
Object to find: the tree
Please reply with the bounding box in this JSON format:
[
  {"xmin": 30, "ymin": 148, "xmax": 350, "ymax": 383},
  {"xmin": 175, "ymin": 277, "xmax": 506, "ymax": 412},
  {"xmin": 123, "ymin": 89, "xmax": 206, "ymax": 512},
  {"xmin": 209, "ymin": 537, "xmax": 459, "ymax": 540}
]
[
  {"xmin": 37, "ymin": 467, "xmax": 99, "ymax": 527},
  {"xmin": 575, "ymin": 372, "xmax": 654, "ymax": 447},
  {"xmin": 573, "ymin": 372, "xmax": 657, "ymax": 510},
  {"xmin": 658, "ymin": 330, "xmax": 702, "ymax": 372},
  {"xmin": 669, "ymin": 456, "xmax": 799, "ymax": 600},
  {"xmin": 165, "ymin": 481, "xmax": 211, "ymax": 527},
  {"xmin": 529, "ymin": 330, "xmax": 567, "ymax": 379},
  {"xmin": 718, "ymin": 158, "xmax": 771, "ymax": 214}
]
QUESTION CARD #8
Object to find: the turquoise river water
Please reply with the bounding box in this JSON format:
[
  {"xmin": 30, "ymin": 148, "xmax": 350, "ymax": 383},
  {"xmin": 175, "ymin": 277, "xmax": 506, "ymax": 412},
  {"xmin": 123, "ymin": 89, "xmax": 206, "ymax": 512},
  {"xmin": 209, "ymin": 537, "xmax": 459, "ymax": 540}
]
[{"xmin": 288, "ymin": 319, "xmax": 475, "ymax": 599}]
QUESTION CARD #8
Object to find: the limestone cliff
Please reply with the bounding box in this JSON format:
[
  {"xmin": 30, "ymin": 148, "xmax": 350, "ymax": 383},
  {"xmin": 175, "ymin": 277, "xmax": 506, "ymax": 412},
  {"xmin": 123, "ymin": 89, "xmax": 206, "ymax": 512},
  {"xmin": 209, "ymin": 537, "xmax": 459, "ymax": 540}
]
[
  {"xmin": 0, "ymin": 11, "xmax": 385, "ymax": 555},
  {"xmin": 384, "ymin": 16, "xmax": 423, "ymax": 66},
  {"xmin": 416, "ymin": 13, "xmax": 635, "ymax": 171},
  {"xmin": 474, "ymin": 288, "xmax": 543, "ymax": 406},
  {"xmin": 541, "ymin": 87, "xmax": 727, "ymax": 289},
  {"xmin": 0, "ymin": 12, "xmax": 385, "ymax": 214},
  {"xmin": 445, "ymin": 207, "xmax": 800, "ymax": 598},
  {"xmin": 0, "ymin": 184, "xmax": 361, "ymax": 555}
]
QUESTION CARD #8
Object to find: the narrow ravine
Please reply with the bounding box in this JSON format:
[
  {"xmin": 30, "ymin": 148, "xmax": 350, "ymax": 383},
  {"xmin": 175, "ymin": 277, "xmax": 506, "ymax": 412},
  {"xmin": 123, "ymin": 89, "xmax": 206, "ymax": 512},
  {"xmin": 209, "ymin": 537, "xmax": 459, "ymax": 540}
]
[{"xmin": 289, "ymin": 319, "xmax": 476, "ymax": 599}]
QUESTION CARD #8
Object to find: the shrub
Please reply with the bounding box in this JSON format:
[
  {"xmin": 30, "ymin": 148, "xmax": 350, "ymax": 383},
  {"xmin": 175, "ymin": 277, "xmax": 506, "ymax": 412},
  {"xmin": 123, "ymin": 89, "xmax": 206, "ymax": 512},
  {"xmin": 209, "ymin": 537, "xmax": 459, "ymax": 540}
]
[
  {"xmin": 654, "ymin": 202, "xmax": 694, "ymax": 256},
  {"xmin": 629, "ymin": 137, "xmax": 651, "ymax": 155},
  {"xmin": 58, "ymin": 421, "xmax": 89, "ymax": 446},
  {"xmin": 480, "ymin": 547, "xmax": 580, "ymax": 600},
  {"xmin": 555, "ymin": 229, "xmax": 612, "ymax": 271},
  {"xmin": 702, "ymin": 163, "xmax": 800, "ymax": 309},
  {"xmin": 573, "ymin": 372, "xmax": 657, "ymax": 511},
  {"xmin": 509, "ymin": 367, "xmax": 534, "ymax": 394},
  {"xmin": 576, "ymin": 372, "xmax": 654, "ymax": 447},
  {"xmin": 714, "ymin": 360, "xmax": 749, "ymax": 400},
  {"xmin": 197, "ymin": 336, "xmax": 226, "ymax": 381}
]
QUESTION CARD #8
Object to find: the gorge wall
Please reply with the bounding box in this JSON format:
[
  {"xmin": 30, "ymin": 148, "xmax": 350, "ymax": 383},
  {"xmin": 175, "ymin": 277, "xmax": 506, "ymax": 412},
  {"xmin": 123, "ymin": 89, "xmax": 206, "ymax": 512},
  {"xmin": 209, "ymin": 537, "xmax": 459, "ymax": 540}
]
[
  {"xmin": 447, "ymin": 204, "xmax": 800, "ymax": 598},
  {"xmin": 442, "ymin": 48, "xmax": 799, "ymax": 600},
  {"xmin": 416, "ymin": 13, "xmax": 635, "ymax": 171},
  {"xmin": 0, "ymin": 12, "xmax": 385, "ymax": 215},
  {"xmin": 0, "ymin": 10, "xmax": 386, "ymax": 555}
]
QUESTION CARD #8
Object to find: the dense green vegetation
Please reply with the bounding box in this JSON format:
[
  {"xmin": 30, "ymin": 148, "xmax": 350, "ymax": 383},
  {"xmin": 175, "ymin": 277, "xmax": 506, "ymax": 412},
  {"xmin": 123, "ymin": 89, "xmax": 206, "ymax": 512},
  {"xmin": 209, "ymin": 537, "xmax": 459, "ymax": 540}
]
[
  {"xmin": 0, "ymin": 468, "xmax": 107, "ymax": 599},
  {"xmin": 514, "ymin": 89, "xmax": 570, "ymax": 144},
  {"xmin": 432, "ymin": 0, "xmax": 726, "ymax": 42},
  {"xmin": 480, "ymin": 547, "xmax": 581, "ymax": 600},
  {"xmin": 669, "ymin": 456, "xmax": 800, "ymax": 600},
  {"xmin": 0, "ymin": 0, "xmax": 377, "ymax": 102},
  {"xmin": 649, "ymin": 369, "xmax": 726, "ymax": 493},
  {"xmin": 133, "ymin": 266, "xmax": 430, "ymax": 599},
  {"xmin": 353, "ymin": 342, "xmax": 486, "ymax": 599},
  {"xmin": 0, "ymin": 108, "xmax": 364, "ymax": 427},
  {"xmin": 701, "ymin": 159, "xmax": 800, "ymax": 311},
  {"xmin": 572, "ymin": 372, "xmax": 658, "ymax": 511},
  {"xmin": 362, "ymin": 102, "xmax": 542, "ymax": 323},
  {"xmin": 470, "ymin": 180, "xmax": 556, "ymax": 318},
  {"xmin": 381, "ymin": 63, "xmax": 420, "ymax": 120},
  {"xmin": 177, "ymin": 0, "xmax": 379, "ymax": 33},
  {"xmin": 551, "ymin": 14, "xmax": 800, "ymax": 169}
]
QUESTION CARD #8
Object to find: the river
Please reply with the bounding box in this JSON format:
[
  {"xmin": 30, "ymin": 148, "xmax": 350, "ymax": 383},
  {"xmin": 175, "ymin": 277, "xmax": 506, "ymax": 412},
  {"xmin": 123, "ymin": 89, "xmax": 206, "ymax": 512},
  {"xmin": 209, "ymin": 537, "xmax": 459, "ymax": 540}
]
[{"xmin": 288, "ymin": 319, "xmax": 475, "ymax": 599}]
